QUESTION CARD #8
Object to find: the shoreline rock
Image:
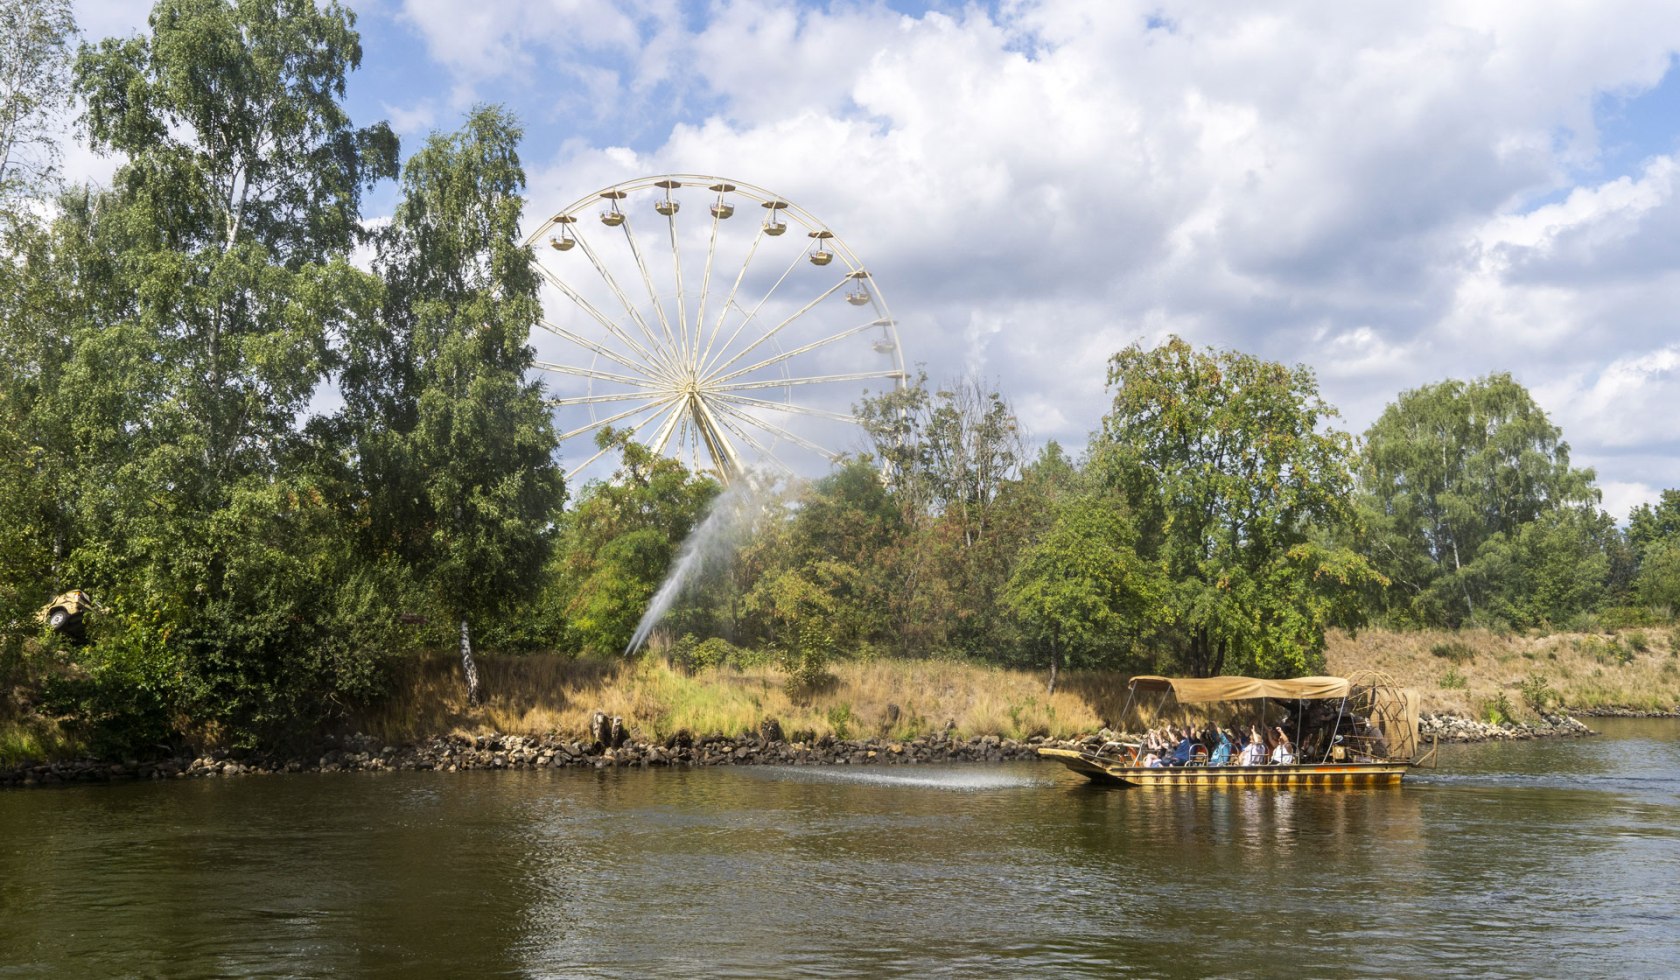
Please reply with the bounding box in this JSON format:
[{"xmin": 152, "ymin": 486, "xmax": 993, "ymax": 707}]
[
  {"xmin": 0, "ymin": 730, "xmax": 1047, "ymax": 788},
  {"xmin": 1419, "ymin": 712, "xmax": 1596, "ymax": 743},
  {"xmin": 0, "ymin": 709, "xmax": 1631, "ymax": 788}
]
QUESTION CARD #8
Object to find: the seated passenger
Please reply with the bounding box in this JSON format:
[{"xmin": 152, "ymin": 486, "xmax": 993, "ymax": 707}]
[
  {"xmin": 1237, "ymin": 731, "xmax": 1266, "ymax": 766},
  {"xmin": 1168, "ymin": 727, "xmax": 1196, "ymax": 766},
  {"xmin": 1143, "ymin": 751, "xmax": 1165, "ymax": 768},
  {"xmin": 1209, "ymin": 729, "xmax": 1233, "ymax": 766},
  {"xmin": 1270, "ymin": 728, "xmax": 1296, "ymax": 765}
]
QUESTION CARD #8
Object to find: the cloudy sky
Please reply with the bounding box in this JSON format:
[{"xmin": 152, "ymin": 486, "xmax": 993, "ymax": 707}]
[{"xmin": 67, "ymin": 0, "xmax": 1680, "ymax": 516}]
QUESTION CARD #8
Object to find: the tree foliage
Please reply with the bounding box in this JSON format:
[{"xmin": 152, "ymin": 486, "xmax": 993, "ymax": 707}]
[
  {"xmin": 371, "ymin": 104, "xmax": 563, "ymax": 700},
  {"xmin": 1004, "ymin": 491, "xmax": 1156, "ymax": 692},
  {"xmin": 1094, "ymin": 335, "xmax": 1380, "ymax": 677},
  {"xmin": 1358, "ymin": 373, "xmax": 1603, "ymax": 627},
  {"xmin": 0, "ymin": 0, "xmax": 76, "ymax": 215}
]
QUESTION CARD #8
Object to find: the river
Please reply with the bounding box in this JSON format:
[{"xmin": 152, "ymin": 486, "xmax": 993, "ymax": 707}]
[{"xmin": 2, "ymin": 718, "xmax": 1677, "ymax": 977}]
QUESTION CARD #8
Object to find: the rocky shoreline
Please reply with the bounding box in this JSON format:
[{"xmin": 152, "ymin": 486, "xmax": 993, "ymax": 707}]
[
  {"xmin": 0, "ymin": 709, "xmax": 1622, "ymax": 788},
  {"xmin": 1419, "ymin": 712, "xmax": 1596, "ymax": 742}
]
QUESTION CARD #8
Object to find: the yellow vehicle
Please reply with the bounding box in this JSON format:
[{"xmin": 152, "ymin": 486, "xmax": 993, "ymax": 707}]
[{"xmin": 37, "ymin": 590, "xmax": 98, "ymax": 634}]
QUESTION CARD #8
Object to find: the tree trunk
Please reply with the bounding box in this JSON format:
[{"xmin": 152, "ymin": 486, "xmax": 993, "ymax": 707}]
[
  {"xmin": 459, "ymin": 618, "xmax": 481, "ymax": 706},
  {"xmin": 1047, "ymin": 640, "xmax": 1059, "ymax": 695}
]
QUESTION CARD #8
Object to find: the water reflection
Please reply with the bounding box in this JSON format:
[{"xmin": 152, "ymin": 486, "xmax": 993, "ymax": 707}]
[{"xmin": 0, "ymin": 721, "xmax": 1677, "ymax": 977}]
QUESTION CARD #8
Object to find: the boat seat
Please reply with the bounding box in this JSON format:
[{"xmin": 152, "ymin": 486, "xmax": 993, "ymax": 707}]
[{"xmin": 1186, "ymin": 745, "xmax": 1210, "ymax": 766}]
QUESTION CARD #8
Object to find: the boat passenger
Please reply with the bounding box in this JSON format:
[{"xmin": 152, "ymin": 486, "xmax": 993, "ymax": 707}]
[
  {"xmin": 1142, "ymin": 751, "xmax": 1165, "ymax": 768},
  {"xmin": 1270, "ymin": 729, "xmax": 1296, "ymax": 765},
  {"xmin": 1168, "ymin": 727, "xmax": 1196, "ymax": 766},
  {"xmin": 1209, "ymin": 729, "xmax": 1233, "ymax": 766},
  {"xmin": 1237, "ymin": 732, "xmax": 1266, "ymax": 766}
]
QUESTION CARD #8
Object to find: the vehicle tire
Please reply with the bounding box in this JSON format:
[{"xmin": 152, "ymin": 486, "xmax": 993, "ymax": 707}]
[{"xmin": 48, "ymin": 609, "xmax": 68, "ymax": 630}]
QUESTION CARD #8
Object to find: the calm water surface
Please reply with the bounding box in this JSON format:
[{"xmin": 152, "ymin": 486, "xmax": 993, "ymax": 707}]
[{"xmin": 2, "ymin": 719, "xmax": 1678, "ymax": 977}]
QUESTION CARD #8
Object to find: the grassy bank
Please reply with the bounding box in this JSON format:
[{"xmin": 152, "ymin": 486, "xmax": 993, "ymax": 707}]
[
  {"xmin": 1327, "ymin": 626, "xmax": 1680, "ymax": 721},
  {"xmin": 8, "ymin": 627, "xmax": 1678, "ymax": 766},
  {"xmin": 374, "ymin": 626, "xmax": 1680, "ymax": 743},
  {"xmin": 356, "ymin": 653, "xmax": 1112, "ymax": 745}
]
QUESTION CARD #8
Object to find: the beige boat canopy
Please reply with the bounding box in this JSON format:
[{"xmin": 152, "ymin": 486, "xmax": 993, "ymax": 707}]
[{"xmin": 1128, "ymin": 675, "xmax": 1352, "ymax": 702}]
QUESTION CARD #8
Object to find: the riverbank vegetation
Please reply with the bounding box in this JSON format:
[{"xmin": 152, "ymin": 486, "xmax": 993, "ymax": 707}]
[{"xmin": 4, "ymin": 1, "xmax": 1680, "ymax": 763}]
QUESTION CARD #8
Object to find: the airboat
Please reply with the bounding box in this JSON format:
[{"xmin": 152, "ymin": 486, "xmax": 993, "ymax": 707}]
[{"xmin": 1039, "ymin": 671, "xmax": 1434, "ymax": 788}]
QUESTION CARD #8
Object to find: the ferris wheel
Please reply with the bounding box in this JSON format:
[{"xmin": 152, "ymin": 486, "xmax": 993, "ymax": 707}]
[{"xmin": 524, "ymin": 174, "xmax": 907, "ymax": 484}]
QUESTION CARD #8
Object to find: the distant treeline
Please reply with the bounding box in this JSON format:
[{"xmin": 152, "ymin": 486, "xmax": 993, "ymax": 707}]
[{"xmin": 2, "ymin": 1, "xmax": 1677, "ymax": 753}]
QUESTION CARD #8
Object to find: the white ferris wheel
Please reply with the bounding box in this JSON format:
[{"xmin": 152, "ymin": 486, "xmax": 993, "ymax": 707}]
[{"xmin": 524, "ymin": 174, "xmax": 907, "ymax": 484}]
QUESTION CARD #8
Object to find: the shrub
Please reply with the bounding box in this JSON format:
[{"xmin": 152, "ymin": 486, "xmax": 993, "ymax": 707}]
[
  {"xmin": 1482, "ymin": 692, "xmax": 1513, "ymax": 726},
  {"xmin": 1520, "ymin": 673, "xmax": 1559, "ymax": 712},
  {"xmin": 781, "ymin": 621, "xmax": 835, "ymax": 701},
  {"xmin": 1430, "ymin": 641, "xmax": 1476, "ymax": 665},
  {"xmin": 826, "ymin": 702, "xmax": 853, "ymax": 740},
  {"xmin": 1439, "ymin": 666, "xmax": 1467, "ymax": 690},
  {"xmin": 1625, "ymin": 630, "xmax": 1650, "ymax": 653}
]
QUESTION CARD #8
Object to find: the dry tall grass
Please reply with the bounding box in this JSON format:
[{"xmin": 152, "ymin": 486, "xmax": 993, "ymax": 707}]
[
  {"xmin": 356, "ymin": 653, "xmax": 1104, "ymax": 743},
  {"xmin": 357, "ymin": 626, "xmax": 1680, "ymax": 744},
  {"xmin": 1326, "ymin": 626, "xmax": 1680, "ymax": 720}
]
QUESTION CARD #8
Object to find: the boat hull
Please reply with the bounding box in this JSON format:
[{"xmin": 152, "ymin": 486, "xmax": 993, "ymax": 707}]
[{"xmin": 1037, "ymin": 747, "xmax": 1407, "ymax": 788}]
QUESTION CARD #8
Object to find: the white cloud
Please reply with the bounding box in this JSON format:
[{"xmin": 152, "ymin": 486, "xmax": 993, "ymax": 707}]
[{"xmin": 70, "ymin": 0, "xmax": 1680, "ymax": 507}]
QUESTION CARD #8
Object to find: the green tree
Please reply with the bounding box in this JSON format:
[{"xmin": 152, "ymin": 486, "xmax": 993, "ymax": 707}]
[
  {"xmin": 1004, "ymin": 492, "xmax": 1156, "ymax": 693},
  {"xmin": 1358, "ymin": 373, "xmax": 1600, "ymax": 626},
  {"xmin": 375, "ymin": 105, "xmax": 564, "ymax": 703},
  {"xmin": 1456, "ymin": 507, "xmax": 1613, "ymax": 629},
  {"xmin": 1627, "ymin": 489, "xmax": 1680, "ymax": 559},
  {"xmin": 1634, "ymin": 538, "xmax": 1680, "ymax": 612},
  {"xmin": 0, "ymin": 0, "xmax": 76, "ymax": 215},
  {"xmin": 1095, "ymin": 335, "xmax": 1380, "ymax": 677},
  {"xmin": 856, "ymin": 373, "xmax": 1027, "ymax": 656},
  {"xmin": 743, "ymin": 459, "xmax": 902, "ymax": 654},
  {"xmin": 38, "ymin": 0, "xmax": 402, "ymax": 743},
  {"xmin": 552, "ymin": 431, "xmax": 718, "ymax": 656}
]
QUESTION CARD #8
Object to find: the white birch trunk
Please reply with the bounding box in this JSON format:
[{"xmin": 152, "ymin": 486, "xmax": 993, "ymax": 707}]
[{"xmin": 459, "ymin": 618, "xmax": 481, "ymax": 706}]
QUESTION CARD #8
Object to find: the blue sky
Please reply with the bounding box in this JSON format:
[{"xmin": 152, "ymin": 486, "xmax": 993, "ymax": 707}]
[{"xmin": 68, "ymin": 1, "xmax": 1680, "ymax": 512}]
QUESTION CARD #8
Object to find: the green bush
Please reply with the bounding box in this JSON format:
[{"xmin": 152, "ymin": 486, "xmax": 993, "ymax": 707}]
[
  {"xmin": 1482, "ymin": 691, "xmax": 1514, "ymax": 726},
  {"xmin": 1598, "ymin": 606, "xmax": 1670, "ymax": 629},
  {"xmin": 781, "ymin": 621, "xmax": 835, "ymax": 701},
  {"xmin": 40, "ymin": 627, "xmax": 191, "ymax": 758},
  {"xmin": 1520, "ymin": 673, "xmax": 1559, "ymax": 712},
  {"xmin": 826, "ymin": 702, "xmax": 853, "ymax": 740},
  {"xmin": 1439, "ymin": 666, "xmax": 1468, "ymax": 690},
  {"xmin": 1430, "ymin": 641, "xmax": 1476, "ymax": 664},
  {"xmin": 1625, "ymin": 630, "xmax": 1650, "ymax": 653}
]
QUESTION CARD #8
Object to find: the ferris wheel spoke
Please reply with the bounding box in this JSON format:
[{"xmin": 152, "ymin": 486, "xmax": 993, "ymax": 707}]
[
  {"xmin": 691, "ymin": 394, "xmax": 741, "ymax": 477},
  {"xmin": 708, "ymin": 403, "xmax": 796, "ymax": 476},
  {"xmin": 707, "ymin": 319, "xmax": 887, "ymax": 386},
  {"xmin": 713, "ymin": 399, "xmax": 841, "ymax": 461},
  {"xmin": 715, "ymin": 392, "xmax": 859, "ymax": 423},
  {"xmin": 566, "ymin": 228, "xmax": 678, "ymax": 371},
  {"xmin": 534, "ymin": 358, "xmax": 666, "ymax": 390},
  {"xmin": 665, "ymin": 207, "xmax": 689, "ymax": 366},
  {"xmin": 703, "ymin": 246, "xmax": 807, "ymax": 378},
  {"xmin": 547, "ymin": 390, "xmax": 671, "ymax": 407},
  {"xmin": 704, "ymin": 274, "xmax": 852, "ymax": 380},
  {"xmin": 648, "ymin": 399, "xmax": 686, "ymax": 453},
  {"xmin": 533, "ymin": 266, "xmax": 666, "ymax": 374},
  {"xmin": 558, "ymin": 395, "xmax": 679, "ymax": 441},
  {"xmin": 618, "ymin": 216, "xmax": 680, "ymax": 350},
  {"xmin": 694, "ymin": 206, "xmax": 724, "ymax": 367},
  {"xmin": 564, "ymin": 399, "xmax": 682, "ymax": 481},
  {"xmin": 698, "ymin": 220, "xmax": 767, "ymax": 370},
  {"xmin": 537, "ymin": 319, "xmax": 666, "ymax": 380},
  {"xmin": 715, "ymin": 369, "xmax": 905, "ymax": 393}
]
